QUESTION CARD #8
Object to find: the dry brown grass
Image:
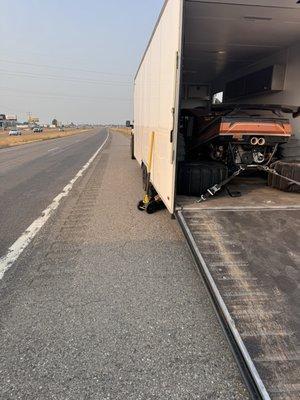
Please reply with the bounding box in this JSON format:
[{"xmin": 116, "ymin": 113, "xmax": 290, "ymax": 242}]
[
  {"xmin": 111, "ymin": 127, "xmax": 132, "ymax": 137},
  {"xmin": 0, "ymin": 128, "xmax": 93, "ymax": 149}
]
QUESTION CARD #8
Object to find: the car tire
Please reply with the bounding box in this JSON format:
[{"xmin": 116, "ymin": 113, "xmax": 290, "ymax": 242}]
[
  {"xmin": 130, "ymin": 134, "xmax": 135, "ymax": 160},
  {"xmin": 142, "ymin": 163, "xmax": 147, "ymax": 191},
  {"xmin": 177, "ymin": 161, "xmax": 228, "ymax": 196}
]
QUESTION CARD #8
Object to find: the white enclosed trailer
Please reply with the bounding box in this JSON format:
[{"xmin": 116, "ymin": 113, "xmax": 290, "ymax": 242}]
[
  {"xmin": 134, "ymin": 1, "xmax": 300, "ymax": 399},
  {"xmin": 134, "ymin": 0, "xmax": 300, "ymax": 213},
  {"xmin": 134, "ymin": 0, "xmax": 182, "ymax": 212}
]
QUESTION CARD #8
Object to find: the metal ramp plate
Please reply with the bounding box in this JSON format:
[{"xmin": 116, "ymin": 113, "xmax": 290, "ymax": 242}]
[{"xmin": 177, "ymin": 208, "xmax": 300, "ymax": 400}]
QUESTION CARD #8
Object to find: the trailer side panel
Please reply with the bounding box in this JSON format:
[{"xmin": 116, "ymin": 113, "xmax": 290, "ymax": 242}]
[{"xmin": 134, "ymin": 0, "xmax": 182, "ymax": 212}]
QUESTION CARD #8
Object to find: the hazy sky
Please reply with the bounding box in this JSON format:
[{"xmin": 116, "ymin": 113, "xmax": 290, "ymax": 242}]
[{"xmin": 0, "ymin": 0, "xmax": 164, "ymax": 124}]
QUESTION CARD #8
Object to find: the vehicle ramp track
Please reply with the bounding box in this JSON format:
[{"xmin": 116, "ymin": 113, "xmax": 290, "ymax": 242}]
[{"xmin": 177, "ymin": 207, "xmax": 300, "ymax": 400}]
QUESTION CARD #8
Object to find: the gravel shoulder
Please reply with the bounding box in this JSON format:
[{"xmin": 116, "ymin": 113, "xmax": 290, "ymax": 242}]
[{"xmin": 0, "ymin": 131, "xmax": 249, "ymax": 399}]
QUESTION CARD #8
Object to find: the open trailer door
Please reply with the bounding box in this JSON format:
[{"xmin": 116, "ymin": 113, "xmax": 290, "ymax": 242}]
[{"xmin": 134, "ymin": 0, "xmax": 183, "ymax": 213}]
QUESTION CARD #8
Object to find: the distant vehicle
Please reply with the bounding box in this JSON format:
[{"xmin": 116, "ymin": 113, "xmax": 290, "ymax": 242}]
[
  {"xmin": 8, "ymin": 129, "xmax": 22, "ymax": 136},
  {"xmin": 58, "ymin": 127, "xmax": 65, "ymax": 131},
  {"xmin": 33, "ymin": 127, "xmax": 43, "ymax": 133}
]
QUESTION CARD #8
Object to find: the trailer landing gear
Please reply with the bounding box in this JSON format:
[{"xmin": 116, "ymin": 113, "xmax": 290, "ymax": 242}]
[
  {"xmin": 137, "ymin": 195, "xmax": 165, "ymax": 214},
  {"xmin": 137, "ymin": 132, "xmax": 166, "ymax": 214}
]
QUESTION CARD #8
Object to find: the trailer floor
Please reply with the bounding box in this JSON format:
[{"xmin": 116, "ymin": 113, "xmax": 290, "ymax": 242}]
[
  {"xmin": 0, "ymin": 132, "xmax": 249, "ymax": 399},
  {"xmin": 177, "ymin": 177, "xmax": 299, "ymax": 210},
  {"xmin": 177, "ymin": 186, "xmax": 300, "ymax": 400}
]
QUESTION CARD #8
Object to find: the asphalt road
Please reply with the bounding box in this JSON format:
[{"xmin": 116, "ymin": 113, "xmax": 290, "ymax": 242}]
[
  {"xmin": 0, "ymin": 128, "xmax": 107, "ymax": 258},
  {"xmin": 0, "ymin": 132, "xmax": 248, "ymax": 399}
]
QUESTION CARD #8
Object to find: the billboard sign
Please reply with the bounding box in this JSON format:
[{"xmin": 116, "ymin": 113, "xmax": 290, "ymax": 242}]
[
  {"xmin": 6, "ymin": 114, "xmax": 17, "ymax": 121},
  {"xmin": 28, "ymin": 116, "xmax": 39, "ymax": 123}
]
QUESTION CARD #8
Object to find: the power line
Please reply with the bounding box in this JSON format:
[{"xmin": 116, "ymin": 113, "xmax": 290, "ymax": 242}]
[
  {"xmin": 0, "ymin": 86, "xmax": 132, "ymax": 102},
  {"xmin": 0, "ymin": 69, "xmax": 132, "ymax": 86},
  {"xmin": 0, "ymin": 103, "xmax": 29, "ymax": 114},
  {"xmin": 0, "ymin": 58, "xmax": 133, "ymax": 78}
]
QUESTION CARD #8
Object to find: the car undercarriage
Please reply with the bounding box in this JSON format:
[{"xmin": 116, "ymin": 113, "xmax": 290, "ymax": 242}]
[
  {"xmin": 182, "ymin": 104, "xmax": 299, "ymax": 169},
  {"xmin": 177, "ymin": 104, "xmax": 300, "ymax": 199}
]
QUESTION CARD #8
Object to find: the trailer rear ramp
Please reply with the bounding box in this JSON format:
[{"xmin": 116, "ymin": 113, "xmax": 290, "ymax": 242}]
[{"xmin": 176, "ymin": 188, "xmax": 299, "ymax": 400}]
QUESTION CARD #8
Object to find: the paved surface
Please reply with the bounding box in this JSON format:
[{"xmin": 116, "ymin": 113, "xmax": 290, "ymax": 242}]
[
  {"xmin": 182, "ymin": 208, "xmax": 300, "ymax": 399},
  {"xmin": 0, "ymin": 132, "xmax": 249, "ymax": 399},
  {"xmin": 0, "ymin": 128, "xmax": 107, "ymax": 257}
]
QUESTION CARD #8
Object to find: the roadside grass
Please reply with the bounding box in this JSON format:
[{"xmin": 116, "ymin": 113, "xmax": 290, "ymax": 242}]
[
  {"xmin": 0, "ymin": 128, "xmax": 93, "ymax": 149},
  {"xmin": 111, "ymin": 127, "xmax": 131, "ymax": 137}
]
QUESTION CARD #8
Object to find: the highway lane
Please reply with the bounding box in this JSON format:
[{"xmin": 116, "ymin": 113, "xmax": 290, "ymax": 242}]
[{"xmin": 0, "ymin": 128, "xmax": 107, "ymax": 258}]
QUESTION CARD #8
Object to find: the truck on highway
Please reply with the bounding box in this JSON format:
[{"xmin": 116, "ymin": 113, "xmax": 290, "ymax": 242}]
[{"xmin": 133, "ymin": 1, "xmax": 300, "ymax": 399}]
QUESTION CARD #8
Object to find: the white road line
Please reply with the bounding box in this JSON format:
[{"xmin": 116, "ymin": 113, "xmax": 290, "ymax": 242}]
[
  {"xmin": 0, "ymin": 131, "xmax": 109, "ymax": 280},
  {"xmin": 47, "ymin": 147, "xmax": 59, "ymax": 152}
]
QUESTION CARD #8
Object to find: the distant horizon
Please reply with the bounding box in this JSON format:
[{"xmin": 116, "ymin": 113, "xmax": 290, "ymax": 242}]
[{"xmin": 0, "ymin": 0, "xmax": 164, "ymax": 124}]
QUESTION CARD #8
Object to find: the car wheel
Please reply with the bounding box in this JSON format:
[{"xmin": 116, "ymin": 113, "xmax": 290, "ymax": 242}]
[
  {"xmin": 142, "ymin": 163, "xmax": 148, "ymax": 191},
  {"xmin": 130, "ymin": 134, "xmax": 135, "ymax": 160}
]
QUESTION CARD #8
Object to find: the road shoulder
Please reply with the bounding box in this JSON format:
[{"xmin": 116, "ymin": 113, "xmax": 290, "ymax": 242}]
[{"xmin": 0, "ymin": 131, "xmax": 249, "ymax": 399}]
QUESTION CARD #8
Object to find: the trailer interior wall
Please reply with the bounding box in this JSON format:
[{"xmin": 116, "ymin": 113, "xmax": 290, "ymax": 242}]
[
  {"xmin": 181, "ymin": 0, "xmax": 300, "ymax": 159},
  {"xmin": 134, "ymin": 0, "xmax": 182, "ymax": 212}
]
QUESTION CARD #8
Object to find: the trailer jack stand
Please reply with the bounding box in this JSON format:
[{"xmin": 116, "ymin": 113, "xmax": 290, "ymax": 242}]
[
  {"xmin": 137, "ymin": 131, "xmax": 166, "ymax": 214},
  {"xmin": 137, "ymin": 195, "xmax": 165, "ymax": 214},
  {"xmin": 137, "ymin": 194, "xmax": 151, "ymax": 211}
]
